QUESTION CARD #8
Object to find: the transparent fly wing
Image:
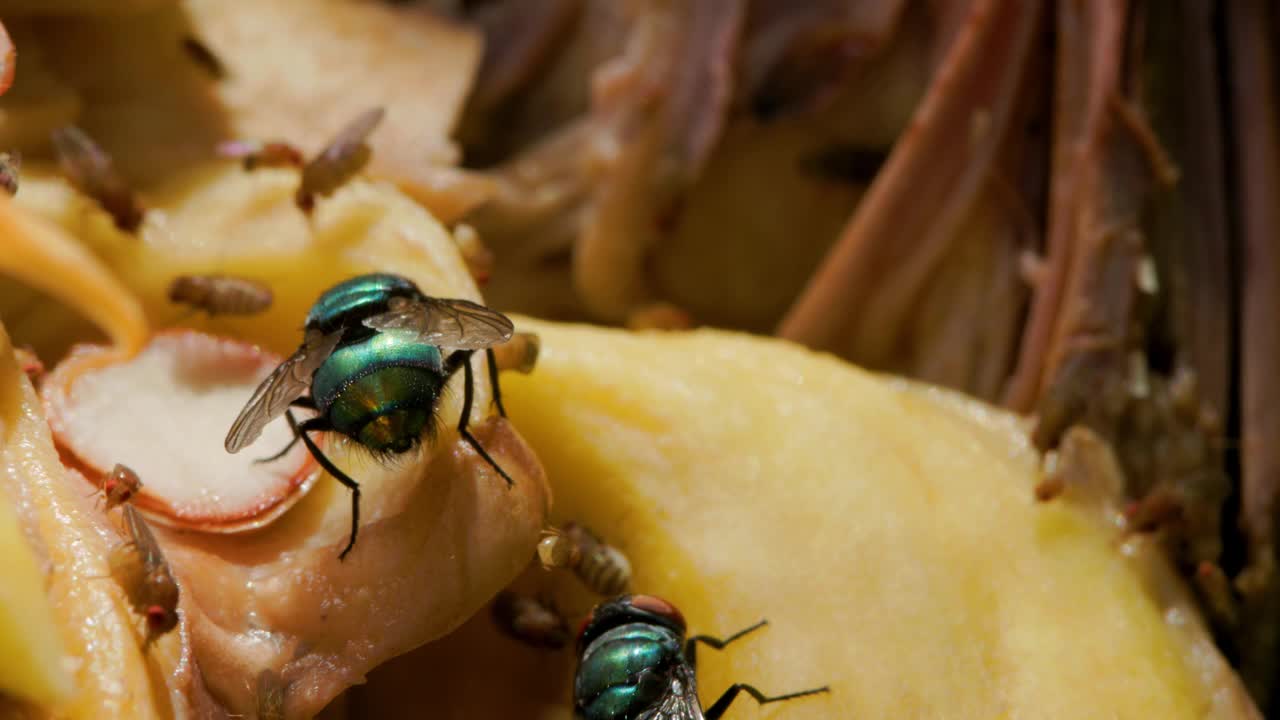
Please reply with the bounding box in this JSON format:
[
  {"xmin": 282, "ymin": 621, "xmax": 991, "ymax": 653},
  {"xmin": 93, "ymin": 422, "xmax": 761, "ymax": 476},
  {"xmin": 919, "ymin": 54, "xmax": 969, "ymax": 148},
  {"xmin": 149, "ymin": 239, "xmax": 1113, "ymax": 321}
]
[
  {"xmin": 317, "ymin": 107, "xmax": 385, "ymax": 163},
  {"xmin": 639, "ymin": 665, "xmax": 705, "ymax": 720},
  {"xmin": 224, "ymin": 329, "xmax": 342, "ymax": 453},
  {"xmin": 297, "ymin": 107, "xmax": 385, "ymax": 209},
  {"xmin": 49, "ymin": 126, "xmax": 144, "ymax": 231},
  {"xmin": 362, "ymin": 296, "xmax": 514, "ymax": 349},
  {"xmin": 50, "ymin": 126, "xmax": 113, "ymax": 188},
  {"xmin": 121, "ymin": 505, "xmax": 164, "ymax": 571}
]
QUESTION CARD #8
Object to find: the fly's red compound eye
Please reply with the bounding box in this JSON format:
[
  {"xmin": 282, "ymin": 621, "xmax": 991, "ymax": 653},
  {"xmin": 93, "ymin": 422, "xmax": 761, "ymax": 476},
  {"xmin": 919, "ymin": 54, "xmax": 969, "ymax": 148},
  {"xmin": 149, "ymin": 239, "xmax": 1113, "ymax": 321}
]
[{"xmin": 628, "ymin": 595, "xmax": 685, "ymax": 632}]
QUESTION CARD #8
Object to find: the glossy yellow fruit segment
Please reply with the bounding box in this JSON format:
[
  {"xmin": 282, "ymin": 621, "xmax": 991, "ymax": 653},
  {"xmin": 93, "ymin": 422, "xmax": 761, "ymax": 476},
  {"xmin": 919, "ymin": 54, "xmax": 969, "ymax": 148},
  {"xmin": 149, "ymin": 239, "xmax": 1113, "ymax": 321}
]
[
  {"xmin": 2, "ymin": 163, "xmax": 479, "ymax": 363},
  {"xmin": 0, "ymin": 425, "xmax": 70, "ymax": 709},
  {"xmin": 0, "ymin": 162, "xmax": 1255, "ymax": 717},
  {"xmin": 383, "ymin": 320, "xmax": 1256, "ymax": 719},
  {"xmin": 0, "ymin": 164, "xmax": 541, "ymax": 716},
  {"xmin": 0, "ymin": 191, "xmax": 148, "ymax": 356},
  {"xmin": 0, "ymin": 325, "xmax": 173, "ymax": 719}
]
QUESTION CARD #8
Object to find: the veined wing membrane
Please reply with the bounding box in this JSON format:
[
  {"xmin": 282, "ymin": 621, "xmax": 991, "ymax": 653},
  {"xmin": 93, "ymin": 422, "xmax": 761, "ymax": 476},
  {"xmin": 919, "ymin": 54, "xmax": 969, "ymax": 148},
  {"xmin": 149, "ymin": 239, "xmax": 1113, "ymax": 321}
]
[
  {"xmin": 314, "ymin": 107, "xmax": 385, "ymax": 166},
  {"xmin": 362, "ymin": 297, "xmax": 514, "ymax": 349},
  {"xmin": 224, "ymin": 329, "xmax": 343, "ymax": 453}
]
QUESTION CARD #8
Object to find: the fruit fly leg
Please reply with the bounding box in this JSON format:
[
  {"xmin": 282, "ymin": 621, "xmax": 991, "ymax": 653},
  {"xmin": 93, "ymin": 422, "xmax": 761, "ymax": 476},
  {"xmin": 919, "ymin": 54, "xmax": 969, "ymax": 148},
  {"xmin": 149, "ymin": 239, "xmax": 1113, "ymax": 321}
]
[
  {"xmin": 703, "ymin": 683, "xmax": 832, "ymax": 720},
  {"xmin": 446, "ymin": 349, "xmax": 513, "ymax": 486},
  {"xmin": 490, "ymin": 590, "xmax": 570, "ymax": 649},
  {"xmin": 285, "ymin": 409, "xmax": 362, "ymax": 560}
]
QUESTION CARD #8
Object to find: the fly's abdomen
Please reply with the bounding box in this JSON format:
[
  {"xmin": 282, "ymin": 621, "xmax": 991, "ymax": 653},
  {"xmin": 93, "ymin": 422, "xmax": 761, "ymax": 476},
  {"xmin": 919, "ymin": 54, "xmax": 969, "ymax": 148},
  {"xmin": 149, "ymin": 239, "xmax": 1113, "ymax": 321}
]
[
  {"xmin": 312, "ymin": 333, "xmax": 445, "ymax": 453},
  {"xmin": 575, "ymin": 623, "xmax": 682, "ymax": 720},
  {"xmin": 305, "ymin": 273, "xmax": 419, "ymax": 334}
]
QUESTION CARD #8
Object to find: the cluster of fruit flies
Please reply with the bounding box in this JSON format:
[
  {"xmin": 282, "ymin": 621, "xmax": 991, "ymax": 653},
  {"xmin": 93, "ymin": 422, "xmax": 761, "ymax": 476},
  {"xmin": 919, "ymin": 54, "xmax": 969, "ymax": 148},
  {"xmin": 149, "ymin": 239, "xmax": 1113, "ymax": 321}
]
[
  {"xmin": 495, "ymin": 523, "xmax": 830, "ymax": 719},
  {"xmin": 217, "ymin": 106, "xmax": 386, "ymax": 213},
  {"xmin": 46, "ymin": 103, "xmax": 385, "ymax": 237}
]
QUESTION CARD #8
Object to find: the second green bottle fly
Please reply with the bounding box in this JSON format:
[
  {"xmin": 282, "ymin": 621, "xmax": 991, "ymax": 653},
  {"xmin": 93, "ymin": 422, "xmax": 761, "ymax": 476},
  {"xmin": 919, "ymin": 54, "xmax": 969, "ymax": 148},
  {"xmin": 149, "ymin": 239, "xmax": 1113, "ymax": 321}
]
[
  {"xmin": 224, "ymin": 272, "xmax": 516, "ymax": 559},
  {"xmin": 574, "ymin": 595, "xmax": 829, "ymax": 720}
]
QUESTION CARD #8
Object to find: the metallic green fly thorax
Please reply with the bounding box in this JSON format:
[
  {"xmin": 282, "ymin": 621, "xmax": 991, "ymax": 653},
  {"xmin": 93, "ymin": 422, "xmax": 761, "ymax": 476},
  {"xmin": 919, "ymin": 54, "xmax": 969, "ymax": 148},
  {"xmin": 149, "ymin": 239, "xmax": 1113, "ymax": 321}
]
[
  {"xmin": 575, "ymin": 623, "xmax": 684, "ymax": 720},
  {"xmin": 305, "ymin": 272, "xmax": 420, "ymax": 335},
  {"xmin": 312, "ymin": 332, "xmax": 445, "ymax": 452}
]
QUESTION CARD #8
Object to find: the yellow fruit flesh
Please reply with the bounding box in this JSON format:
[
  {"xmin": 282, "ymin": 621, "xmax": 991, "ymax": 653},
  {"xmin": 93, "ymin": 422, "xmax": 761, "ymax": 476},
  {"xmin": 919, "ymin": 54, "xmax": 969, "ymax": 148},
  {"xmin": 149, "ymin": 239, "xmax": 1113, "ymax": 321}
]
[
  {"xmin": 0, "ymin": 164, "xmax": 1257, "ymax": 716},
  {"xmin": 373, "ymin": 320, "xmax": 1256, "ymax": 719},
  {"xmin": 2, "ymin": 164, "xmax": 481, "ymax": 362},
  {"xmin": 0, "ymin": 326, "xmax": 172, "ymax": 718},
  {"xmin": 0, "ymin": 396, "xmax": 69, "ymax": 709},
  {"xmin": 0, "ymin": 165, "xmax": 542, "ymax": 716}
]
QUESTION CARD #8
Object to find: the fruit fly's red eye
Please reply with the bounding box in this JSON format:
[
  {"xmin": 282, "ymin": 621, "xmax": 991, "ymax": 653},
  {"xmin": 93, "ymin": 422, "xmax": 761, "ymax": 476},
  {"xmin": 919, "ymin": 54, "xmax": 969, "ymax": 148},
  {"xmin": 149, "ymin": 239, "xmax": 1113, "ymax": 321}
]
[
  {"xmin": 629, "ymin": 595, "xmax": 685, "ymax": 632},
  {"xmin": 146, "ymin": 605, "xmax": 169, "ymax": 628}
]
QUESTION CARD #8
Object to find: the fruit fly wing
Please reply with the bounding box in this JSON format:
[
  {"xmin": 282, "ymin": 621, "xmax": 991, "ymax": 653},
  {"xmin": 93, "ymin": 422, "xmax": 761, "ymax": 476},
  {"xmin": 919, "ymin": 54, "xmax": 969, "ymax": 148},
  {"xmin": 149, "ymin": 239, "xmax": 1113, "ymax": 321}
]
[
  {"xmin": 224, "ymin": 329, "xmax": 343, "ymax": 453},
  {"xmin": 50, "ymin": 125, "xmax": 143, "ymax": 231},
  {"xmin": 216, "ymin": 139, "xmax": 263, "ymax": 159},
  {"xmin": 362, "ymin": 297, "xmax": 514, "ymax": 349},
  {"xmin": 640, "ymin": 664, "xmax": 704, "ymax": 720},
  {"xmin": 50, "ymin": 126, "xmax": 113, "ymax": 187},
  {"xmin": 121, "ymin": 505, "xmax": 164, "ymax": 570},
  {"xmin": 316, "ymin": 107, "xmax": 385, "ymax": 164}
]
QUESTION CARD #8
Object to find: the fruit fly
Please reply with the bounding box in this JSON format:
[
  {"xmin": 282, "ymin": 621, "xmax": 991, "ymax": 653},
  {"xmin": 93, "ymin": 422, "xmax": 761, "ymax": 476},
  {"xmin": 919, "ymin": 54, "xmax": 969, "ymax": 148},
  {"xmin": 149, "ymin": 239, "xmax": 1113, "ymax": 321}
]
[
  {"xmin": 97, "ymin": 463, "xmax": 143, "ymax": 512},
  {"xmin": 538, "ymin": 523, "xmax": 631, "ymax": 596},
  {"xmin": 49, "ymin": 126, "xmax": 145, "ymax": 232},
  {"xmin": 1123, "ymin": 487, "xmax": 1184, "ymax": 534},
  {"xmin": 491, "ymin": 331, "xmax": 540, "ymax": 375},
  {"xmin": 217, "ymin": 139, "xmax": 305, "ymax": 171},
  {"xmin": 491, "ymin": 590, "xmax": 570, "ymax": 649},
  {"xmin": 574, "ymin": 595, "xmax": 829, "ymax": 719},
  {"xmin": 294, "ymin": 107, "xmax": 385, "ymax": 213},
  {"xmin": 0, "ymin": 150, "xmax": 20, "ymax": 195},
  {"xmin": 14, "ymin": 345, "xmax": 42, "ymax": 381},
  {"xmin": 109, "ymin": 505, "xmax": 179, "ymax": 645},
  {"xmin": 167, "ymin": 274, "xmax": 274, "ymax": 317},
  {"xmin": 224, "ymin": 272, "xmax": 515, "ymax": 559},
  {"xmin": 452, "ymin": 223, "xmax": 495, "ymax": 285}
]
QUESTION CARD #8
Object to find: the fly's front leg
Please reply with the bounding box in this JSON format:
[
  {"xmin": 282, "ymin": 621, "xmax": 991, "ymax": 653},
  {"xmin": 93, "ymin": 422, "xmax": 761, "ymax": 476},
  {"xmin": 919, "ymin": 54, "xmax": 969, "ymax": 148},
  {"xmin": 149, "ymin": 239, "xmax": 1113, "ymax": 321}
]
[
  {"xmin": 447, "ymin": 350, "xmax": 514, "ymax": 486},
  {"xmin": 683, "ymin": 619, "xmax": 768, "ymax": 668},
  {"xmin": 687, "ymin": 619, "xmax": 830, "ymax": 719},
  {"xmin": 286, "ymin": 409, "xmax": 362, "ymax": 560},
  {"xmin": 703, "ymin": 683, "xmax": 831, "ymax": 720},
  {"xmin": 486, "ymin": 347, "xmax": 507, "ymax": 418}
]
